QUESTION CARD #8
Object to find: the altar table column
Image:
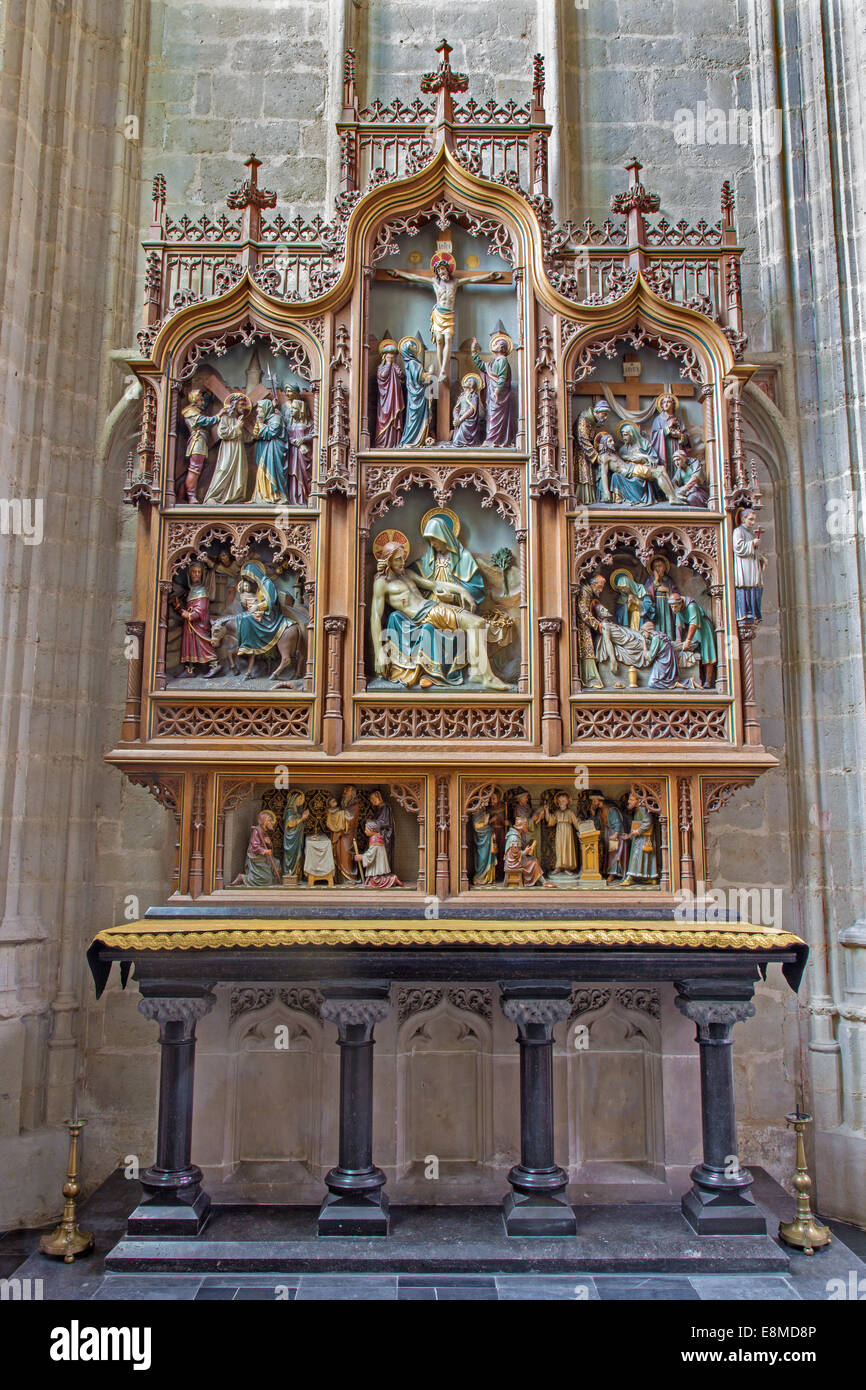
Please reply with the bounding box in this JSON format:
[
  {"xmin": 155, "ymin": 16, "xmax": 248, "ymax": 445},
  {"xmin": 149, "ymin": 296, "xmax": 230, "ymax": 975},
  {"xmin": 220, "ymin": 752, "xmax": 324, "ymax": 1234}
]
[
  {"xmin": 318, "ymin": 986, "xmax": 391, "ymax": 1235},
  {"xmin": 130, "ymin": 989, "xmax": 215, "ymax": 1235},
  {"xmin": 500, "ymin": 984, "xmax": 577, "ymax": 1235},
  {"xmin": 675, "ymin": 980, "xmax": 766, "ymax": 1234}
]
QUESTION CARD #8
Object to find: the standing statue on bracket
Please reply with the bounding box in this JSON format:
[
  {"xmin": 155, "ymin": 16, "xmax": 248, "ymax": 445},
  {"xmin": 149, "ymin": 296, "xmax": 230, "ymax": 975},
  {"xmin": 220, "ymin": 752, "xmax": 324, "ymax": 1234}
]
[
  {"xmin": 374, "ymin": 337, "xmax": 405, "ymax": 448},
  {"xmin": 385, "ymin": 248, "xmax": 503, "ymax": 383},
  {"xmin": 181, "ymin": 388, "xmax": 219, "ymax": 503},
  {"xmin": 471, "ymin": 333, "xmax": 515, "ymax": 447},
  {"xmin": 733, "ymin": 507, "xmax": 766, "ymax": 621},
  {"xmin": 399, "ymin": 336, "xmax": 432, "ymax": 447}
]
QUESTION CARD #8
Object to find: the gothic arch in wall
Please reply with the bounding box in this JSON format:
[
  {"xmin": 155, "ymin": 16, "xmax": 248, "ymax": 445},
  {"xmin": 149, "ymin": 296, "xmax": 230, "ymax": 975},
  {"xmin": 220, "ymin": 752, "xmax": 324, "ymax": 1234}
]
[
  {"xmin": 566, "ymin": 996, "xmax": 663, "ymax": 1179},
  {"xmin": 395, "ymin": 994, "xmax": 494, "ymax": 1181}
]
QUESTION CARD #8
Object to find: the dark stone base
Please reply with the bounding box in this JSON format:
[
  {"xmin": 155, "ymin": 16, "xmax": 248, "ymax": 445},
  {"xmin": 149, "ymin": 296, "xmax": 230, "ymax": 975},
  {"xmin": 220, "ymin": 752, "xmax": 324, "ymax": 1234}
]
[
  {"xmin": 317, "ymin": 1192, "xmax": 390, "ymax": 1237},
  {"xmin": 503, "ymin": 1191, "xmax": 578, "ymax": 1237},
  {"xmin": 126, "ymin": 1190, "xmax": 211, "ymax": 1237},
  {"xmin": 682, "ymin": 1185, "xmax": 767, "ymax": 1235},
  {"xmin": 104, "ymin": 1201, "xmax": 787, "ymax": 1274}
]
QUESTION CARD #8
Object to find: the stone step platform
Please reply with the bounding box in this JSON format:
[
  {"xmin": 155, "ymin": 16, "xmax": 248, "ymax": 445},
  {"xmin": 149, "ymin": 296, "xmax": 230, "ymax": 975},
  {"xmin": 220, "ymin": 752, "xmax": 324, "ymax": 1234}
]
[{"xmin": 105, "ymin": 1201, "xmax": 790, "ymax": 1275}]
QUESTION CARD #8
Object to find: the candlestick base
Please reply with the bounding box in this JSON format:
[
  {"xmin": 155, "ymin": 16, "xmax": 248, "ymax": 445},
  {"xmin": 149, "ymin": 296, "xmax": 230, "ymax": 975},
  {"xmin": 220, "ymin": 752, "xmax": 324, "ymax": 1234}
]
[
  {"xmin": 39, "ymin": 1118, "xmax": 95, "ymax": 1263},
  {"xmin": 778, "ymin": 1111, "xmax": 832, "ymax": 1255}
]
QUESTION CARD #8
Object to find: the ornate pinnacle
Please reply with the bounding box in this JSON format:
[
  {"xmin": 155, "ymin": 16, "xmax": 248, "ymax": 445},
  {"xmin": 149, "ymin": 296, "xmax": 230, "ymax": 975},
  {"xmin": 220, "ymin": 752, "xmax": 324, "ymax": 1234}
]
[
  {"xmin": 226, "ymin": 153, "xmax": 277, "ymax": 211},
  {"xmin": 344, "ymin": 48, "xmax": 356, "ymax": 83},
  {"xmin": 610, "ymin": 156, "xmax": 660, "ymax": 217},
  {"xmin": 420, "ymin": 38, "xmax": 469, "ymax": 96},
  {"xmin": 532, "ymin": 53, "xmax": 545, "ymax": 104}
]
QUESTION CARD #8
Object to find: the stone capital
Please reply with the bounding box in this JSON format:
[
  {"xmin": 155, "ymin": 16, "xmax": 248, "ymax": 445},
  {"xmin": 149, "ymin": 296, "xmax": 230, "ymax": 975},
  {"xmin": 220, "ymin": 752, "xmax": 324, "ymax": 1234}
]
[
  {"xmin": 675, "ymin": 995, "xmax": 755, "ymax": 1042},
  {"xmin": 502, "ymin": 996, "xmax": 571, "ymax": 1033},
  {"xmin": 321, "ymin": 997, "xmax": 390, "ymax": 1040},
  {"xmin": 138, "ymin": 992, "xmax": 215, "ymax": 1039}
]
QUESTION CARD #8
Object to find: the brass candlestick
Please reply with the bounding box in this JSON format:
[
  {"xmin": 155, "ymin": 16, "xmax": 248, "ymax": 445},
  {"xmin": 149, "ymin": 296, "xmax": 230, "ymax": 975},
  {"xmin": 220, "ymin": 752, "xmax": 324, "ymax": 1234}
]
[
  {"xmin": 778, "ymin": 1111, "xmax": 832, "ymax": 1255},
  {"xmin": 39, "ymin": 1118, "xmax": 94, "ymax": 1263}
]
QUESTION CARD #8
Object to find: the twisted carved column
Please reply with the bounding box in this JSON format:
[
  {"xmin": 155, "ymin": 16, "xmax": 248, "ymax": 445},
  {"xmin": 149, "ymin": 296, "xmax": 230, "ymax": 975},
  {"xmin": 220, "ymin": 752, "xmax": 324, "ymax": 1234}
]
[
  {"xmin": 539, "ymin": 616, "xmax": 563, "ymax": 756},
  {"xmin": 737, "ymin": 619, "xmax": 761, "ymax": 745},
  {"xmin": 323, "ymin": 615, "xmax": 348, "ymax": 755},
  {"xmin": 500, "ymin": 986, "xmax": 576, "ymax": 1235},
  {"xmin": 122, "ymin": 620, "xmax": 145, "ymax": 741},
  {"xmin": 319, "ymin": 990, "xmax": 391, "ymax": 1235},
  {"xmin": 675, "ymin": 982, "xmax": 766, "ymax": 1233},
  {"xmin": 131, "ymin": 991, "xmax": 216, "ymax": 1235}
]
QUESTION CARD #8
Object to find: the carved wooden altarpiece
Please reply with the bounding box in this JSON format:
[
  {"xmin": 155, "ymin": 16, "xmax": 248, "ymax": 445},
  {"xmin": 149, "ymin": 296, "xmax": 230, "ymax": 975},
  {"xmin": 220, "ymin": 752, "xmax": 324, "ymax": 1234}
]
[
  {"xmin": 93, "ymin": 44, "xmax": 805, "ymax": 1250},
  {"xmin": 110, "ymin": 43, "xmax": 773, "ymax": 909}
]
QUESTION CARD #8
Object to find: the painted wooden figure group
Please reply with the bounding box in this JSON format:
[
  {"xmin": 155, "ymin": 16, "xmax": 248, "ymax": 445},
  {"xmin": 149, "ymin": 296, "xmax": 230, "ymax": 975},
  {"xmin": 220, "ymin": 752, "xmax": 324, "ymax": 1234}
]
[
  {"xmin": 574, "ymin": 393, "xmax": 708, "ymax": 508},
  {"xmin": 233, "ymin": 787, "xmax": 401, "ymax": 890},
  {"xmin": 181, "ymin": 384, "xmax": 313, "ymax": 505},
  {"xmin": 374, "ymin": 330, "xmax": 515, "ymax": 449},
  {"xmin": 471, "ymin": 786, "xmax": 659, "ymax": 888},
  {"xmin": 577, "ymin": 556, "xmax": 718, "ymax": 691}
]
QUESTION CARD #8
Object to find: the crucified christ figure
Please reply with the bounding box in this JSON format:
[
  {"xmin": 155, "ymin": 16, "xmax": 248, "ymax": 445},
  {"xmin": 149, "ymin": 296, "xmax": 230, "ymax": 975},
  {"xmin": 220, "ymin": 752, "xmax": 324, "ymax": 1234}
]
[{"xmin": 385, "ymin": 252, "xmax": 504, "ymax": 382}]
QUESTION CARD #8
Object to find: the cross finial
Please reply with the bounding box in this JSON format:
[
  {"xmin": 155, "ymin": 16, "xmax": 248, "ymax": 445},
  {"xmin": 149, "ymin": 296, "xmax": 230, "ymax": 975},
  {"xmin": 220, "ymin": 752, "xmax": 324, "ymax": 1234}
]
[
  {"xmin": 245, "ymin": 153, "xmax": 261, "ymax": 186},
  {"xmin": 625, "ymin": 156, "xmax": 643, "ymax": 184},
  {"xmin": 421, "ymin": 37, "xmax": 468, "ymax": 97}
]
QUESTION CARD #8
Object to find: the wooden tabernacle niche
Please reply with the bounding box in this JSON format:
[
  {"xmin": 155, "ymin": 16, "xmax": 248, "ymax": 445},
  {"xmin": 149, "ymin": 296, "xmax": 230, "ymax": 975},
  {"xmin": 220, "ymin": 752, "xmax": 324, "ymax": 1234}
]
[{"xmin": 109, "ymin": 41, "xmax": 774, "ymax": 925}]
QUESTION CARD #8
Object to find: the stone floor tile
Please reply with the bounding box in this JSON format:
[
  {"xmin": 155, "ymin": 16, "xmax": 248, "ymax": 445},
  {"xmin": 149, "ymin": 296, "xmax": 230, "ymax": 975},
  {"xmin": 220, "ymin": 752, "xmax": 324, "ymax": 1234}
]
[{"xmin": 691, "ymin": 1275, "xmax": 801, "ymax": 1301}]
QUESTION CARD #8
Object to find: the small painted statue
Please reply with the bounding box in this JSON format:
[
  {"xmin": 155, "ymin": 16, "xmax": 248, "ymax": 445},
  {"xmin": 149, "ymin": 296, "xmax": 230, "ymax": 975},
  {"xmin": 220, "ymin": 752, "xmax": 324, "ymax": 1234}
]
[
  {"xmin": 327, "ymin": 786, "xmax": 360, "ymax": 884},
  {"xmin": 251, "ymin": 398, "xmax": 289, "ymax": 504},
  {"xmin": 650, "ymin": 392, "xmax": 690, "ymax": 474},
  {"xmin": 231, "ymin": 810, "xmax": 281, "ymax": 887},
  {"xmin": 622, "ymin": 790, "xmax": 659, "ymax": 886},
  {"xmin": 503, "ymin": 814, "xmax": 545, "ymax": 886},
  {"xmin": 282, "ymin": 790, "xmax": 310, "ymax": 879},
  {"xmin": 399, "ymin": 337, "xmax": 432, "ymax": 447},
  {"xmin": 451, "ymin": 373, "xmax": 485, "ymax": 446},
  {"xmin": 671, "ymin": 591, "xmax": 717, "ymax": 688},
  {"xmin": 181, "ymin": 388, "xmax": 219, "ymax": 503},
  {"xmin": 283, "ymin": 389, "xmax": 313, "ymax": 505},
  {"xmin": 540, "ymin": 791, "xmax": 581, "ymax": 875},
  {"xmin": 733, "ymin": 508, "xmax": 765, "ymax": 621},
  {"xmin": 472, "ymin": 803, "xmax": 497, "ymax": 885},
  {"xmin": 203, "ymin": 393, "xmax": 252, "ymax": 505},
  {"xmin": 356, "ymin": 820, "xmax": 402, "ymax": 889},
  {"xmin": 588, "ymin": 792, "xmax": 626, "ymax": 881},
  {"xmin": 173, "ymin": 560, "xmax": 220, "ymax": 678},
  {"xmin": 573, "ymin": 399, "xmax": 612, "ymax": 505},
  {"xmin": 471, "ymin": 334, "xmax": 514, "ymax": 447},
  {"xmin": 374, "ymin": 339, "xmax": 405, "ymax": 448}
]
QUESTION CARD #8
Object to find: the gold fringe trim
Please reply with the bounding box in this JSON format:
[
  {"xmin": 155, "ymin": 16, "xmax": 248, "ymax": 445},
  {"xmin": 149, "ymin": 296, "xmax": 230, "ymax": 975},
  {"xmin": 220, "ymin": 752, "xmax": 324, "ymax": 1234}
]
[{"xmin": 92, "ymin": 920, "xmax": 805, "ymax": 952}]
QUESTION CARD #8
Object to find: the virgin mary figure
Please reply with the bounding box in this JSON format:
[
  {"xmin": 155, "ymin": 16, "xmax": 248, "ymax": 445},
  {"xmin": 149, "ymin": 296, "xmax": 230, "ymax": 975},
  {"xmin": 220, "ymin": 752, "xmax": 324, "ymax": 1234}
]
[
  {"xmin": 399, "ymin": 337, "xmax": 431, "ymax": 448},
  {"xmin": 235, "ymin": 560, "xmax": 290, "ymax": 659},
  {"xmin": 411, "ymin": 510, "xmax": 485, "ymax": 611}
]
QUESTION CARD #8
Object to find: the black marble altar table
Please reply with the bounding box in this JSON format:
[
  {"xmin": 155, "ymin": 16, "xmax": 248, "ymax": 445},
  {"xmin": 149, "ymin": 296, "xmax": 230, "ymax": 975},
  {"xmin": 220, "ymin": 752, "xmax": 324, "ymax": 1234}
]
[{"xmin": 88, "ymin": 906, "xmax": 806, "ymax": 1251}]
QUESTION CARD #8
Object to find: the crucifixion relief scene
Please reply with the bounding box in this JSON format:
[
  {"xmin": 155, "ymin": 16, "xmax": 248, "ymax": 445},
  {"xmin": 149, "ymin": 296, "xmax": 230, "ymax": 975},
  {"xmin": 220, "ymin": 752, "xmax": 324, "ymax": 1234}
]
[{"xmin": 3, "ymin": 0, "xmax": 864, "ymax": 1327}]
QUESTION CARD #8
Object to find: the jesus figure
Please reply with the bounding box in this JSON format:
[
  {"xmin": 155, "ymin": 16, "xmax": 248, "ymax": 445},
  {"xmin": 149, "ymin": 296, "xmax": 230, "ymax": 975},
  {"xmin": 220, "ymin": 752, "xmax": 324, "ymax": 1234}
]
[{"xmin": 385, "ymin": 250, "xmax": 503, "ymax": 383}]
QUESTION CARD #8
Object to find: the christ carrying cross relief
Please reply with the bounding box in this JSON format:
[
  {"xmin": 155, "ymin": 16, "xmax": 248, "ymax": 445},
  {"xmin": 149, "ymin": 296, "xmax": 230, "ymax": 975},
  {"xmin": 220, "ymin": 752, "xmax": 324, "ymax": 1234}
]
[{"xmin": 384, "ymin": 238, "xmax": 506, "ymax": 382}]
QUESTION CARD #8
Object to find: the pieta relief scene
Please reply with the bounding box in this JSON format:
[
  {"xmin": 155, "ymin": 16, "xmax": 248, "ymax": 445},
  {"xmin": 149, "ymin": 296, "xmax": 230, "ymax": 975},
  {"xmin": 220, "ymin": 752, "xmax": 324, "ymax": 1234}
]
[{"xmin": 1, "ymin": 0, "xmax": 864, "ymax": 1334}]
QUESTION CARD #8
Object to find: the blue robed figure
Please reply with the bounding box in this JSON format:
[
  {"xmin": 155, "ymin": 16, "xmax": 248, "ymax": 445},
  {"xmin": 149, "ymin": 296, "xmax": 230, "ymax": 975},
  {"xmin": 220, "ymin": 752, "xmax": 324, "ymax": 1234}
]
[{"xmin": 399, "ymin": 339, "xmax": 431, "ymax": 447}]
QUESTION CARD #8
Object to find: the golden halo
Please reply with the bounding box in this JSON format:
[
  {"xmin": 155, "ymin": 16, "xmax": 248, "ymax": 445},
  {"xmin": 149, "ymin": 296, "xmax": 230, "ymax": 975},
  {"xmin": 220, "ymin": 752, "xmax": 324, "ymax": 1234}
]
[
  {"xmin": 461, "ymin": 371, "xmax": 483, "ymax": 391},
  {"xmin": 431, "ymin": 250, "xmax": 456, "ymax": 276},
  {"xmin": 649, "ymin": 554, "xmax": 671, "ymax": 575},
  {"xmin": 420, "ymin": 505, "xmax": 461, "ymax": 539},
  {"xmin": 609, "ymin": 567, "xmax": 635, "ymax": 590},
  {"xmin": 398, "ymin": 334, "xmax": 422, "ymax": 359},
  {"xmin": 224, "ymin": 390, "xmax": 252, "ymax": 414},
  {"xmin": 372, "ymin": 528, "xmax": 410, "ymax": 563},
  {"xmin": 378, "ymin": 338, "xmax": 398, "ymax": 355},
  {"xmin": 489, "ymin": 331, "xmax": 513, "ymax": 354},
  {"xmin": 259, "ymin": 809, "xmax": 277, "ymax": 830},
  {"xmin": 655, "ymin": 391, "xmax": 679, "ymax": 414}
]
